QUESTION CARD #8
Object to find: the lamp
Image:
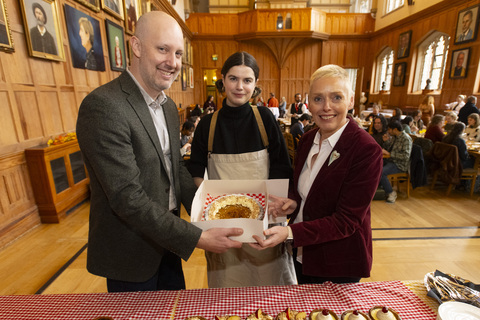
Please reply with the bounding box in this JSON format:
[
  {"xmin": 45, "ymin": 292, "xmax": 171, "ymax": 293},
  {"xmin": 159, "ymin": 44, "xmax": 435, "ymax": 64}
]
[{"xmin": 276, "ymin": 14, "xmax": 283, "ymax": 30}]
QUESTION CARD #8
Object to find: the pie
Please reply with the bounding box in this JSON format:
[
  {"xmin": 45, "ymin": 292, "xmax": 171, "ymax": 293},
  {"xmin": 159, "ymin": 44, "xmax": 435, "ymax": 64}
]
[{"xmin": 207, "ymin": 194, "xmax": 262, "ymax": 220}]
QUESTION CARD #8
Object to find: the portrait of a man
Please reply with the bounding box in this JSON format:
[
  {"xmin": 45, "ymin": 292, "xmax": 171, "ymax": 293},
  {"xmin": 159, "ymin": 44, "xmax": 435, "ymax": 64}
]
[
  {"xmin": 0, "ymin": 3, "xmax": 12, "ymax": 48},
  {"xmin": 102, "ymin": 0, "xmax": 123, "ymax": 19},
  {"xmin": 105, "ymin": 19, "xmax": 126, "ymax": 71},
  {"xmin": 455, "ymin": 5, "xmax": 479, "ymax": 44},
  {"xmin": 19, "ymin": 0, "xmax": 64, "ymax": 60},
  {"xmin": 393, "ymin": 63, "xmax": 406, "ymax": 86},
  {"xmin": 450, "ymin": 48, "xmax": 469, "ymax": 79},
  {"xmin": 397, "ymin": 31, "xmax": 411, "ymax": 59},
  {"xmin": 30, "ymin": 2, "xmax": 57, "ymax": 54}
]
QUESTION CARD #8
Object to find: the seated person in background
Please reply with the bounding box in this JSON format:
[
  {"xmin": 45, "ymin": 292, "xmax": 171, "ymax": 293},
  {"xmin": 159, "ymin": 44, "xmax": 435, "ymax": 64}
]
[
  {"xmin": 411, "ymin": 110, "xmax": 424, "ymax": 133},
  {"xmin": 380, "ymin": 120, "xmax": 412, "ymax": 203},
  {"xmin": 389, "ymin": 107, "xmax": 402, "ymax": 124},
  {"xmin": 180, "ymin": 120, "xmax": 195, "ymax": 156},
  {"xmin": 290, "ymin": 113, "xmax": 312, "ymax": 149},
  {"xmin": 443, "ymin": 122, "xmax": 475, "ymax": 169},
  {"xmin": 365, "ymin": 104, "xmax": 380, "ymax": 122},
  {"xmin": 458, "ymin": 95, "xmax": 480, "ymax": 125},
  {"xmin": 370, "ymin": 114, "xmax": 388, "ymax": 147},
  {"xmin": 401, "ymin": 116, "xmax": 414, "ymax": 134},
  {"xmin": 188, "ymin": 116, "xmax": 200, "ymax": 130},
  {"xmin": 424, "ymin": 114, "xmax": 445, "ymax": 144},
  {"xmin": 444, "ymin": 112, "xmax": 458, "ymax": 134},
  {"xmin": 445, "ymin": 95, "xmax": 466, "ymax": 113},
  {"xmin": 465, "ymin": 113, "xmax": 480, "ymax": 141},
  {"xmin": 190, "ymin": 104, "xmax": 202, "ymax": 117},
  {"xmin": 203, "ymin": 106, "xmax": 214, "ymax": 116}
]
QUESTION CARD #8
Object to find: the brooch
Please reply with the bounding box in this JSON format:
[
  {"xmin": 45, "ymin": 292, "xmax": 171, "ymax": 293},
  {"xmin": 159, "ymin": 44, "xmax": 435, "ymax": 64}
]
[{"xmin": 328, "ymin": 150, "xmax": 340, "ymax": 166}]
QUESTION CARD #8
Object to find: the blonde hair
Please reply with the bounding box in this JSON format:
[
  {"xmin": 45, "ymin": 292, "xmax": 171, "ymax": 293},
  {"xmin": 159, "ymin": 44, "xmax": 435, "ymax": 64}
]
[
  {"xmin": 445, "ymin": 111, "xmax": 457, "ymax": 121},
  {"xmin": 310, "ymin": 64, "xmax": 354, "ymax": 97},
  {"xmin": 79, "ymin": 17, "xmax": 94, "ymax": 45}
]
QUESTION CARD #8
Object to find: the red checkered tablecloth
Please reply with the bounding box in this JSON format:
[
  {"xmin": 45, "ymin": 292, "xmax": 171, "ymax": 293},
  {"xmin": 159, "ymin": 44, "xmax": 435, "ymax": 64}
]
[{"xmin": 0, "ymin": 281, "xmax": 437, "ymax": 320}]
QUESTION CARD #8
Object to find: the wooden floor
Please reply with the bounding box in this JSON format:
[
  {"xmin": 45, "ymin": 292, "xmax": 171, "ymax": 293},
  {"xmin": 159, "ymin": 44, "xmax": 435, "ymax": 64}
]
[{"xmin": 0, "ymin": 184, "xmax": 479, "ymax": 295}]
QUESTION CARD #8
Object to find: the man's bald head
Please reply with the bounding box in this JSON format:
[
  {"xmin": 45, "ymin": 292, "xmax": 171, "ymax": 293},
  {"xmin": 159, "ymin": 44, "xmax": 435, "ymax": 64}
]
[{"xmin": 134, "ymin": 11, "xmax": 182, "ymax": 41}]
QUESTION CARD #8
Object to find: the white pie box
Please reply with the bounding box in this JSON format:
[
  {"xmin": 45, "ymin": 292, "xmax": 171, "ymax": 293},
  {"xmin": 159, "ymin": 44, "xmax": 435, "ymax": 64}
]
[{"xmin": 191, "ymin": 179, "xmax": 288, "ymax": 243}]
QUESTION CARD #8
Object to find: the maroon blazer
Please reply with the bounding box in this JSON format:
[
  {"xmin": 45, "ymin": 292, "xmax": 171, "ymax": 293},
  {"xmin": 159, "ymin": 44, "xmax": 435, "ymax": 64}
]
[{"xmin": 289, "ymin": 119, "xmax": 383, "ymax": 278}]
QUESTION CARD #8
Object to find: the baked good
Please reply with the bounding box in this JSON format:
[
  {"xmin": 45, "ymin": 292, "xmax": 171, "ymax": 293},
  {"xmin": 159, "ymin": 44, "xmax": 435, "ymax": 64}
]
[
  {"xmin": 185, "ymin": 317, "xmax": 208, "ymax": 320},
  {"xmin": 247, "ymin": 309, "xmax": 273, "ymax": 320},
  {"xmin": 369, "ymin": 306, "xmax": 400, "ymax": 320},
  {"xmin": 214, "ymin": 315, "xmax": 241, "ymax": 320},
  {"xmin": 340, "ymin": 310, "xmax": 369, "ymax": 320},
  {"xmin": 207, "ymin": 194, "xmax": 262, "ymax": 220},
  {"xmin": 276, "ymin": 308, "xmax": 307, "ymax": 320},
  {"xmin": 310, "ymin": 309, "xmax": 339, "ymax": 320}
]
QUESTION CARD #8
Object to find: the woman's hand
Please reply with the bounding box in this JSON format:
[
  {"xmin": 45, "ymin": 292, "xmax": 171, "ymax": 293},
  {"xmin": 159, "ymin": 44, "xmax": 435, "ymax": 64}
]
[
  {"xmin": 249, "ymin": 226, "xmax": 289, "ymax": 250},
  {"xmin": 268, "ymin": 194, "xmax": 297, "ymax": 218}
]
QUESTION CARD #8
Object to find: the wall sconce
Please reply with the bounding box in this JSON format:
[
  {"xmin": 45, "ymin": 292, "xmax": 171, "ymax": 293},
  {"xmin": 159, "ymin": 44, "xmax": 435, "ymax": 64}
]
[
  {"xmin": 211, "ymin": 54, "xmax": 218, "ymax": 61},
  {"xmin": 276, "ymin": 14, "xmax": 283, "ymax": 30},
  {"xmin": 212, "ymin": 75, "xmax": 217, "ymax": 85},
  {"xmin": 370, "ymin": 8, "xmax": 377, "ymax": 19},
  {"xmin": 408, "ymin": 0, "xmax": 414, "ymax": 5},
  {"xmin": 285, "ymin": 13, "xmax": 292, "ymax": 29}
]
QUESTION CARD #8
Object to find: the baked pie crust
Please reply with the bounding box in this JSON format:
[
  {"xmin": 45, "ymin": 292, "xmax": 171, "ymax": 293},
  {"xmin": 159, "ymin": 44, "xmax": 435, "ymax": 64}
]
[{"xmin": 207, "ymin": 194, "xmax": 262, "ymax": 220}]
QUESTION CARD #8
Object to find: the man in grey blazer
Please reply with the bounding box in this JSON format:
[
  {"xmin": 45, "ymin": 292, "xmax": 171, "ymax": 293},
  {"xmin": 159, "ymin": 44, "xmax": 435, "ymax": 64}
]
[{"xmin": 76, "ymin": 11, "xmax": 243, "ymax": 292}]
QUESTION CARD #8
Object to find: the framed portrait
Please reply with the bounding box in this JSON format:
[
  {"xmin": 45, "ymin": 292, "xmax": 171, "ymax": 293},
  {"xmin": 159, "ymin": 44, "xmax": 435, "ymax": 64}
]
[
  {"xmin": 64, "ymin": 4, "xmax": 105, "ymax": 71},
  {"xmin": 449, "ymin": 48, "xmax": 470, "ymax": 79},
  {"xmin": 73, "ymin": 0, "xmax": 100, "ymax": 13},
  {"xmin": 18, "ymin": 0, "xmax": 64, "ymax": 61},
  {"xmin": 105, "ymin": 19, "xmax": 126, "ymax": 71},
  {"xmin": 0, "ymin": 0, "xmax": 14, "ymax": 52},
  {"xmin": 454, "ymin": 5, "xmax": 479, "ymax": 45},
  {"xmin": 126, "ymin": 40, "xmax": 132, "ymax": 66},
  {"xmin": 189, "ymin": 67, "xmax": 194, "ymax": 88},
  {"xmin": 181, "ymin": 66, "xmax": 187, "ymax": 91},
  {"xmin": 397, "ymin": 30, "xmax": 411, "ymax": 59},
  {"xmin": 101, "ymin": 0, "xmax": 123, "ymax": 20},
  {"xmin": 124, "ymin": 0, "xmax": 139, "ymax": 35},
  {"xmin": 393, "ymin": 62, "xmax": 406, "ymax": 86}
]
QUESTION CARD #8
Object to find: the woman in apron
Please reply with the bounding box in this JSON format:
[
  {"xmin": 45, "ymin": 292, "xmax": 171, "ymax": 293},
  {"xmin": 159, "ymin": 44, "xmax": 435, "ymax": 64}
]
[{"xmin": 188, "ymin": 51, "xmax": 297, "ymax": 288}]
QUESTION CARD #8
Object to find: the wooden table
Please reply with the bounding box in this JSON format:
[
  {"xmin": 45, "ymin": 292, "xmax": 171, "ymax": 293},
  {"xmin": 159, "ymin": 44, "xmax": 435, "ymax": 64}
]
[{"xmin": 0, "ymin": 281, "xmax": 438, "ymax": 320}]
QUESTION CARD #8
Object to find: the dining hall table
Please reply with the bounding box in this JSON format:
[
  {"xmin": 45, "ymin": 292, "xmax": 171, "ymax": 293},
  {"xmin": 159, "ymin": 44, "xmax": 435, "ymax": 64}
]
[{"xmin": 0, "ymin": 281, "xmax": 439, "ymax": 320}]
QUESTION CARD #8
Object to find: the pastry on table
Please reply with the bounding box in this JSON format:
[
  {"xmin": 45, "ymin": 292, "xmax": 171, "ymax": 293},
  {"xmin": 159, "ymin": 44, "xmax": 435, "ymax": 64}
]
[
  {"xmin": 340, "ymin": 310, "xmax": 369, "ymax": 320},
  {"xmin": 185, "ymin": 317, "xmax": 208, "ymax": 320},
  {"xmin": 214, "ymin": 315, "xmax": 242, "ymax": 320},
  {"xmin": 276, "ymin": 307, "xmax": 307, "ymax": 320},
  {"xmin": 247, "ymin": 309, "xmax": 273, "ymax": 320},
  {"xmin": 310, "ymin": 308, "xmax": 339, "ymax": 320},
  {"xmin": 369, "ymin": 306, "xmax": 401, "ymax": 320},
  {"xmin": 207, "ymin": 194, "xmax": 263, "ymax": 220}
]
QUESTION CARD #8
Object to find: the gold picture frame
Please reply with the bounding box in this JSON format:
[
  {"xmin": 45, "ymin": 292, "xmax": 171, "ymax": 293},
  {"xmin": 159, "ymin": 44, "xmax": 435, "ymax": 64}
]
[
  {"xmin": 124, "ymin": 0, "xmax": 139, "ymax": 35},
  {"xmin": 0, "ymin": 0, "xmax": 14, "ymax": 52},
  {"xmin": 73, "ymin": 0, "xmax": 100, "ymax": 13},
  {"xmin": 19, "ymin": 0, "xmax": 65, "ymax": 61},
  {"xmin": 101, "ymin": 0, "xmax": 124, "ymax": 20}
]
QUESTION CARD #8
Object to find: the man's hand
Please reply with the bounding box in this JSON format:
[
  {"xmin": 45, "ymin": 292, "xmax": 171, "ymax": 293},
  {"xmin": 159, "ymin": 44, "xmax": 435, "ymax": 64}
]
[
  {"xmin": 197, "ymin": 228, "xmax": 243, "ymax": 253},
  {"xmin": 268, "ymin": 194, "xmax": 297, "ymax": 218},
  {"xmin": 249, "ymin": 226, "xmax": 289, "ymax": 250}
]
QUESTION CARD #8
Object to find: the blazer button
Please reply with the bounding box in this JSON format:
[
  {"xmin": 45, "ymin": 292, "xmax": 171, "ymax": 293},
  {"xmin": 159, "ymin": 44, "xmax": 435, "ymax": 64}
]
[{"xmin": 165, "ymin": 188, "xmax": 169, "ymax": 193}]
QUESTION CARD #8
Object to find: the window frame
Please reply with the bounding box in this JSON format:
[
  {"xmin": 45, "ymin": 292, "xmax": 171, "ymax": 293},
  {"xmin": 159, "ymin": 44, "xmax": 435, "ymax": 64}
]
[{"xmin": 374, "ymin": 47, "xmax": 394, "ymax": 93}]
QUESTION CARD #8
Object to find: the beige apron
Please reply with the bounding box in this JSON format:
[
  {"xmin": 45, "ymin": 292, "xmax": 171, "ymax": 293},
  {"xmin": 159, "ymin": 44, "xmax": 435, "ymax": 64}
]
[{"xmin": 205, "ymin": 107, "xmax": 297, "ymax": 288}]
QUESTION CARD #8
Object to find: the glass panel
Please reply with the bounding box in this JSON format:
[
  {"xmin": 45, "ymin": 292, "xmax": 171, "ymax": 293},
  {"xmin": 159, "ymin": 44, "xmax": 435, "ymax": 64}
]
[
  {"xmin": 50, "ymin": 157, "xmax": 69, "ymax": 194},
  {"xmin": 69, "ymin": 151, "xmax": 87, "ymax": 184}
]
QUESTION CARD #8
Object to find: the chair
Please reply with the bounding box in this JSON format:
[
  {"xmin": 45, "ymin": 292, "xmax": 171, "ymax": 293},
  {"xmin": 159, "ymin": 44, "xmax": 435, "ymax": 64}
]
[
  {"xmin": 413, "ymin": 137, "xmax": 433, "ymax": 157},
  {"xmin": 428, "ymin": 142, "xmax": 478, "ymax": 196},
  {"xmin": 387, "ymin": 144, "xmax": 427, "ymax": 198},
  {"xmin": 283, "ymin": 132, "xmax": 295, "ymax": 167}
]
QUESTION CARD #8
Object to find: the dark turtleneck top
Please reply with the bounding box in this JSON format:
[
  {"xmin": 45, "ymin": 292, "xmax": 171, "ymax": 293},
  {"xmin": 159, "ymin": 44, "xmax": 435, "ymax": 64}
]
[{"xmin": 188, "ymin": 99, "xmax": 292, "ymax": 180}]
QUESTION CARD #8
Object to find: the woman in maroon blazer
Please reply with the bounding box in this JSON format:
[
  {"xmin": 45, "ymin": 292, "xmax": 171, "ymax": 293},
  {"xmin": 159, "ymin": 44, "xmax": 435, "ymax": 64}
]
[{"xmin": 252, "ymin": 65, "xmax": 383, "ymax": 284}]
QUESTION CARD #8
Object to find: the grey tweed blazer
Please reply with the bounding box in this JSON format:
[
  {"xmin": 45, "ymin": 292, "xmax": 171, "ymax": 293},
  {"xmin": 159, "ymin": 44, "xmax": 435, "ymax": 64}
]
[{"xmin": 77, "ymin": 71, "xmax": 201, "ymax": 282}]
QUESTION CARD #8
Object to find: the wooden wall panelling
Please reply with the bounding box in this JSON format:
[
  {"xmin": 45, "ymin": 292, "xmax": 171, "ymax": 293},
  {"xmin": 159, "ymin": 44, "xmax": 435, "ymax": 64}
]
[
  {"xmin": 0, "ymin": 91, "xmax": 19, "ymax": 147},
  {"xmin": 0, "ymin": 152, "xmax": 39, "ymax": 248}
]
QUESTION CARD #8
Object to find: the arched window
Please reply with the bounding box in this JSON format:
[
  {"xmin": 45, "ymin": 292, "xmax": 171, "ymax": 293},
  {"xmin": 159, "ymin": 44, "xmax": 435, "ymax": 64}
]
[
  {"xmin": 413, "ymin": 32, "xmax": 450, "ymax": 92},
  {"xmin": 385, "ymin": 0, "xmax": 404, "ymax": 14},
  {"xmin": 375, "ymin": 47, "xmax": 394, "ymax": 92}
]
